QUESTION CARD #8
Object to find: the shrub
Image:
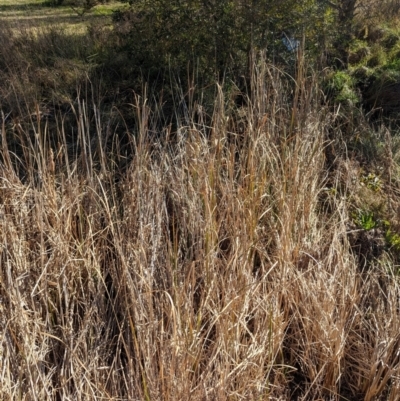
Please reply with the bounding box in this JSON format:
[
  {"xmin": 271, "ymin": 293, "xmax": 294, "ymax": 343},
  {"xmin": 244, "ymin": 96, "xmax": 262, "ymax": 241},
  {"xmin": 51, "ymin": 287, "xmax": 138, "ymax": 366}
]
[
  {"xmin": 111, "ymin": 0, "xmax": 332, "ymax": 87},
  {"xmin": 325, "ymin": 70, "xmax": 360, "ymax": 105}
]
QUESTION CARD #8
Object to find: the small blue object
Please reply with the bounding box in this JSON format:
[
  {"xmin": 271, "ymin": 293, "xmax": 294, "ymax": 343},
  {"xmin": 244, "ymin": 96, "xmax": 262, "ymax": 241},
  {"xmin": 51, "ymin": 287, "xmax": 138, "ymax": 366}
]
[{"xmin": 282, "ymin": 36, "xmax": 300, "ymax": 52}]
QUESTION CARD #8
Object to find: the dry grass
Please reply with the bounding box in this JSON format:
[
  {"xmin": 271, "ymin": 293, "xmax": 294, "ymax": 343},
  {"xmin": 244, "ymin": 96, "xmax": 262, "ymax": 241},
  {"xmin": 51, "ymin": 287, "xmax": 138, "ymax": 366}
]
[{"xmin": 1, "ymin": 56, "xmax": 400, "ymax": 400}]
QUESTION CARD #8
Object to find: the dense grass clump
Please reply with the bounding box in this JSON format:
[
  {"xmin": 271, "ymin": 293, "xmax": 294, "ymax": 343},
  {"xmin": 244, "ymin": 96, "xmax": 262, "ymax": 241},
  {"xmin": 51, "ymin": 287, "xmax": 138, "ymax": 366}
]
[{"xmin": 1, "ymin": 55, "xmax": 400, "ymax": 400}]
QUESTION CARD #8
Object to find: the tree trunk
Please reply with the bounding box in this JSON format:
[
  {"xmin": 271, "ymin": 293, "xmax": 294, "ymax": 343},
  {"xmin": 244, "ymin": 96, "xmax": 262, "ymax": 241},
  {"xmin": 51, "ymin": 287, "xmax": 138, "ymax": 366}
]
[{"xmin": 336, "ymin": 0, "xmax": 358, "ymax": 65}]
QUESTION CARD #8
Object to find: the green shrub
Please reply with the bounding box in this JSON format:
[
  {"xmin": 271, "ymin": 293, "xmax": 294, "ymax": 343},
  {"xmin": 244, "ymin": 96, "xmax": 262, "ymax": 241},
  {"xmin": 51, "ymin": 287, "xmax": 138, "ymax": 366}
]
[
  {"xmin": 111, "ymin": 0, "xmax": 334, "ymax": 89},
  {"xmin": 325, "ymin": 70, "xmax": 360, "ymax": 105},
  {"xmin": 367, "ymin": 45, "xmax": 387, "ymax": 67}
]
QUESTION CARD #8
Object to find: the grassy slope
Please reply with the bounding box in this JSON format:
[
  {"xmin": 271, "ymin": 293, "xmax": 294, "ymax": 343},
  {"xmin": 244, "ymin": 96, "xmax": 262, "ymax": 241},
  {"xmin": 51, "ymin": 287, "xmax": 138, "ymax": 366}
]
[{"xmin": 0, "ymin": 2, "xmax": 400, "ymax": 401}]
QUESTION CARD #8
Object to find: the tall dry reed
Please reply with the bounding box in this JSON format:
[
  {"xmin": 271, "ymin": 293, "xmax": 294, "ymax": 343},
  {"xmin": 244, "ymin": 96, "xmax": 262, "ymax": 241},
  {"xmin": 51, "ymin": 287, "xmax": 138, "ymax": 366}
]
[{"xmin": 0, "ymin": 58, "xmax": 399, "ymax": 400}]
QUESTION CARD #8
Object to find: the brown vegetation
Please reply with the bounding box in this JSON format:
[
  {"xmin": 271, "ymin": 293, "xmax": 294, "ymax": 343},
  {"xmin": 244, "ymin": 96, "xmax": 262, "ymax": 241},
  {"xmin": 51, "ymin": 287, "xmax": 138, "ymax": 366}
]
[
  {"xmin": 1, "ymin": 57, "xmax": 400, "ymax": 400},
  {"xmin": 1, "ymin": 1, "xmax": 400, "ymax": 400}
]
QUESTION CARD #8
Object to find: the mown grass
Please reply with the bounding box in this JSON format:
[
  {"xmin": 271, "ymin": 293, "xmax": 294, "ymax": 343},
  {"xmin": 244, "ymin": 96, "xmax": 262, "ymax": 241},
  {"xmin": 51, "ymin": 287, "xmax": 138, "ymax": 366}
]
[{"xmin": 1, "ymin": 2, "xmax": 400, "ymax": 400}]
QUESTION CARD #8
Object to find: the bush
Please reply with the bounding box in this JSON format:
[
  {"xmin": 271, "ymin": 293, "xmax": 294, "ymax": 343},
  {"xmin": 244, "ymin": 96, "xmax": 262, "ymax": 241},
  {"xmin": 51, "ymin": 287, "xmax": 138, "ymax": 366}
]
[
  {"xmin": 111, "ymin": 0, "xmax": 330, "ymax": 88},
  {"xmin": 325, "ymin": 70, "xmax": 360, "ymax": 105}
]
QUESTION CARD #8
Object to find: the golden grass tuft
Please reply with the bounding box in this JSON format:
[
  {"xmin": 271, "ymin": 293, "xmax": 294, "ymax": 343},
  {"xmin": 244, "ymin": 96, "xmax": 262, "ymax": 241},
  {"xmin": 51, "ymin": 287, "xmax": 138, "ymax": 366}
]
[{"xmin": 1, "ymin": 58, "xmax": 400, "ymax": 400}]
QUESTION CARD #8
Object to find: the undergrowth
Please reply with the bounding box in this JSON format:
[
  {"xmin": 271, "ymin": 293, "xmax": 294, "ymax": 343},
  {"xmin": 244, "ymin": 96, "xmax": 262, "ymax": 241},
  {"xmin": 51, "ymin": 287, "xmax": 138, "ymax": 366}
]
[{"xmin": 1, "ymin": 55, "xmax": 400, "ymax": 400}]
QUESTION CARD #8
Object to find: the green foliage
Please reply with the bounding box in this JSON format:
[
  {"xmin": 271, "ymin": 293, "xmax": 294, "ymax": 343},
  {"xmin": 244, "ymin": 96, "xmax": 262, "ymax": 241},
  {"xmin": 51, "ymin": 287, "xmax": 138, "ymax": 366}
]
[
  {"xmin": 345, "ymin": 22, "xmax": 400, "ymax": 114},
  {"xmin": 353, "ymin": 214, "xmax": 400, "ymax": 258},
  {"xmin": 367, "ymin": 45, "xmax": 387, "ymax": 68},
  {"xmin": 325, "ymin": 70, "xmax": 359, "ymax": 105},
  {"xmin": 354, "ymin": 209, "xmax": 377, "ymax": 231},
  {"xmin": 111, "ymin": 0, "xmax": 334, "ymax": 87},
  {"xmin": 385, "ymin": 229, "xmax": 400, "ymax": 252},
  {"xmin": 348, "ymin": 40, "xmax": 370, "ymax": 65}
]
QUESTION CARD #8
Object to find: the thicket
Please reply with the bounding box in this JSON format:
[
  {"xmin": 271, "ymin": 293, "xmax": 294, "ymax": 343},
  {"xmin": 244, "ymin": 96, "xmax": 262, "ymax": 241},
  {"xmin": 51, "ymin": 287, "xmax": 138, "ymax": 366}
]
[{"xmin": 109, "ymin": 0, "xmax": 330, "ymax": 94}]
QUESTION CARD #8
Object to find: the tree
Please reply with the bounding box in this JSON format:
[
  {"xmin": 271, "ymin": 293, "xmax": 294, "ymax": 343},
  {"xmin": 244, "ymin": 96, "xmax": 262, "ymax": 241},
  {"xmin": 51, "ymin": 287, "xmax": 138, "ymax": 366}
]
[
  {"xmin": 113, "ymin": 0, "xmax": 327, "ymax": 80},
  {"xmin": 319, "ymin": 0, "xmax": 400, "ymax": 63}
]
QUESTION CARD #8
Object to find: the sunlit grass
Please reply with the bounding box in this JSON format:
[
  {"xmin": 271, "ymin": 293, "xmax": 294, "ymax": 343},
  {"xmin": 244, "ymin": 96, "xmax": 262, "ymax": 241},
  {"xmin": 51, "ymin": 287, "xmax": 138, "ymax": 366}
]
[
  {"xmin": 1, "ymin": 2, "xmax": 400, "ymax": 399},
  {"xmin": 0, "ymin": 0, "xmax": 124, "ymax": 32},
  {"xmin": 1, "ymin": 54, "xmax": 400, "ymax": 399}
]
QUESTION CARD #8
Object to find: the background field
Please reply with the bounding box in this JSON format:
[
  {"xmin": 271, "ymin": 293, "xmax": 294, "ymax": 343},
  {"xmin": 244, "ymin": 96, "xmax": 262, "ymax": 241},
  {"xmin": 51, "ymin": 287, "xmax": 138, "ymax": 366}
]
[{"xmin": 0, "ymin": 0, "xmax": 121, "ymax": 30}]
